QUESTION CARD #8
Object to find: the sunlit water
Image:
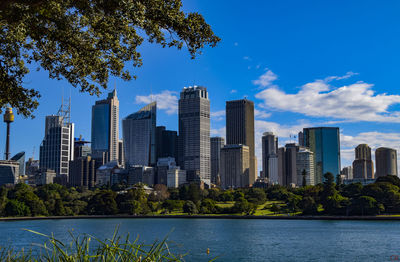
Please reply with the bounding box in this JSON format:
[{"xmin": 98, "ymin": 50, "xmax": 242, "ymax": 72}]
[{"xmin": 0, "ymin": 218, "xmax": 399, "ymax": 261}]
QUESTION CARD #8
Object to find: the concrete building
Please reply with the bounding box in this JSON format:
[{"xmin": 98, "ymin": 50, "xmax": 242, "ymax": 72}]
[
  {"xmin": 39, "ymin": 113, "xmax": 74, "ymax": 184},
  {"xmin": 178, "ymin": 86, "xmax": 211, "ymax": 185},
  {"xmin": 226, "ymin": 99, "xmax": 256, "ymax": 186},
  {"xmin": 69, "ymin": 156, "xmax": 96, "ymax": 189},
  {"xmin": 210, "ymin": 137, "xmax": 225, "ymax": 185},
  {"xmin": 220, "ymin": 144, "xmax": 250, "ymax": 189},
  {"xmin": 0, "ymin": 160, "xmax": 19, "ymax": 186},
  {"xmin": 375, "ymin": 147, "xmax": 398, "ymax": 177},
  {"xmin": 123, "ymin": 102, "xmax": 156, "ymax": 167},
  {"xmin": 156, "ymin": 126, "xmax": 178, "ymax": 161},
  {"xmin": 296, "ymin": 148, "xmax": 315, "ymax": 186},
  {"xmin": 127, "ymin": 165, "xmax": 155, "ymax": 186},
  {"xmin": 262, "ymin": 132, "xmax": 278, "ymax": 183},
  {"xmin": 91, "ymin": 90, "xmax": 119, "ymax": 162},
  {"xmin": 167, "ymin": 167, "xmax": 187, "ymax": 188},
  {"xmin": 156, "ymin": 157, "xmax": 177, "ymax": 185},
  {"xmin": 11, "ymin": 152, "xmax": 25, "ymax": 177},
  {"xmin": 25, "ymin": 158, "xmax": 39, "ymax": 185},
  {"xmin": 34, "ymin": 168, "xmax": 56, "ymax": 185},
  {"xmin": 96, "ymin": 161, "xmax": 119, "ymax": 186},
  {"xmin": 341, "ymin": 166, "xmax": 353, "ymax": 180},
  {"xmin": 302, "ymin": 127, "xmax": 340, "ymax": 184},
  {"xmin": 353, "ymin": 144, "xmax": 374, "ymax": 179}
]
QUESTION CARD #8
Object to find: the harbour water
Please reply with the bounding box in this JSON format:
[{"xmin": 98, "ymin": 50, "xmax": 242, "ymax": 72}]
[{"xmin": 0, "ymin": 218, "xmax": 399, "ymax": 261}]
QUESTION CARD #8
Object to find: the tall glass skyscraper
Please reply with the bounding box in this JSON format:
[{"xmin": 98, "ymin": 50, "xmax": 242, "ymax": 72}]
[
  {"xmin": 122, "ymin": 102, "xmax": 156, "ymax": 167},
  {"xmin": 179, "ymin": 86, "xmax": 211, "ymax": 185},
  {"xmin": 91, "ymin": 90, "xmax": 119, "ymax": 162},
  {"xmin": 262, "ymin": 132, "xmax": 278, "ymax": 182},
  {"xmin": 302, "ymin": 127, "xmax": 341, "ymax": 184}
]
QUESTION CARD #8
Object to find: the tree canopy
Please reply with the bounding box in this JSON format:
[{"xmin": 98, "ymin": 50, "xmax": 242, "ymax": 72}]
[{"xmin": 0, "ymin": 0, "xmax": 220, "ymax": 117}]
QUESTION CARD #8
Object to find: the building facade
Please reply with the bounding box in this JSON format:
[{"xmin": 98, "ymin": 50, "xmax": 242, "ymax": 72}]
[
  {"xmin": 210, "ymin": 137, "xmax": 225, "ymax": 185},
  {"xmin": 262, "ymin": 132, "xmax": 278, "ymax": 183},
  {"xmin": 375, "ymin": 147, "xmax": 398, "ymax": 177},
  {"xmin": 341, "ymin": 166, "xmax": 354, "ymax": 180},
  {"xmin": 123, "ymin": 102, "xmax": 156, "ymax": 167},
  {"xmin": 220, "ymin": 144, "xmax": 250, "ymax": 189},
  {"xmin": 226, "ymin": 99, "xmax": 256, "ymax": 186},
  {"xmin": 178, "ymin": 86, "xmax": 211, "ymax": 185},
  {"xmin": 352, "ymin": 144, "xmax": 374, "ymax": 179},
  {"xmin": 91, "ymin": 90, "xmax": 119, "ymax": 162},
  {"xmin": 11, "ymin": 152, "xmax": 25, "ymax": 177},
  {"xmin": 0, "ymin": 160, "xmax": 19, "ymax": 186},
  {"xmin": 39, "ymin": 115, "xmax": 74, "ymax": 182},
  {"xmin": 302, "ymin": 127, "xmax": 340, "ymax": 184},
  {"xmin": 69, "ymin": 156, "xmax": 96, "ymax": 189},
  {"xmin": 167, "ymin": 168, "xmax": 187, "ymax": 188},
  {"xmin": 156, "ymin": 126, "xmax": 178, "ymax": 161},
  {"xmin": 296, "ymin": 148, "xmax": 315, "ymax": 186}
]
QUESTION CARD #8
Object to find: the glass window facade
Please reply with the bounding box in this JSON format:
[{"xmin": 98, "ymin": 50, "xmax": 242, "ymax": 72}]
[
  {"xmin": 303, "ymin": 127, "xmax": 340, "ymax": 184},
  {"xmin": 91, "ymin": 104, "xmax": 110, "ymax": 151}
]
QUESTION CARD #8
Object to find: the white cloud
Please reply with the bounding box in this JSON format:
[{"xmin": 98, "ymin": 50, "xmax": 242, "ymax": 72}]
[
  {"xmin": 234, "ymin": 42, "xmax": 239, "ymax": 46},
  {"xmin": 254, "ymin": 70, "xmax": 400, "ymax": 123},
  {"xmin": 230, "ymin": 89, "xmax": 237, "ymax": 94},
  {"xmin": 135, "ymin": 90, "xmax": 178, "ymax": 115},
  {"xmin": 324, "ymin": 71, "xmax": 359, "ymax": 82},
  {"xmin": 211, "ymin": 127, "xmax": 226, "ymax": 139},
  {"xmin": 252, "ymin": 69, "xmax": 278, "ymax": 87},
  {"xmin": 211, "ymin": 110, "xmax": 225, "ymax": 121},
  {"xmin": 254, "ymin": 109, "xmax": 271, "ymax": 119},
  {"xmin": 243, "ymin": 56, "xmax": 251, "ymax": 61}
]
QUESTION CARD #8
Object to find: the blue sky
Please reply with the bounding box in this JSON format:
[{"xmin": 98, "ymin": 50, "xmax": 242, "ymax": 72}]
[{"xmin": 6, "ymin": 0, "xmax": 400, "ymax": 171}]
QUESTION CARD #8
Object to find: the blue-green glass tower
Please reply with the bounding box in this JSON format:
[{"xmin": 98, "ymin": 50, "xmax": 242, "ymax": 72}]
[{"xmin": 302, "ymin": 127, "xmax": 340, "ymax": 184}]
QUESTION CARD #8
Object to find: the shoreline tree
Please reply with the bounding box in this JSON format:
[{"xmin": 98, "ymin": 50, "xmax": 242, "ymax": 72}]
[{"xmin": 0, "ymin": 0, "xmax": 220, "ymax": 117}]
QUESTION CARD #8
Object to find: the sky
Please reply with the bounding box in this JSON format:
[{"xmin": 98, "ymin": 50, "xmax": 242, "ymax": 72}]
[{"xmin": 5, "ymin": 0, "xmax": 400, "ymax": 174}]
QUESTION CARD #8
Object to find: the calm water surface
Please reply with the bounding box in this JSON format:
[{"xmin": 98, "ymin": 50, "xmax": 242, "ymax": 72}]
[{"xmin": 0, "ymin": 218, "xmax": 399, "ymax": 261}]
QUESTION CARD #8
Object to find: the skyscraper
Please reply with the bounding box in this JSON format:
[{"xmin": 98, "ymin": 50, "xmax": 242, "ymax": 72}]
[
  {"xmin": 220, "ymin": 144, "xmax": 250, "ymax": 189},
  {"xmin": 156, "ymin": 126, "xmax": 178, "ymax": 161},
  {"xmin": 226, "ymin": 99, "xmax": 256, "ymax": 185},
  {"xmin": 178, "ymin": 86, "xmax": 211, "ymax": 185},
  {"xmin": 122, "ymin": 102, "xmax": 156, "ymax": 167},
  {"xmin": 210, "ymin": 137, "xmax": 225, "ymax": 185},
  {"xmin": 375, "ymin": 147, "xmax": 398, "ymax": 177},
  {"xmin": 11, "ymin": 152, "xmax": 25, "ymax": 177},
  {"xmin": 262, "ymin": 132, "xmax": 278, "ymax": 183},
  {"xmin": 39, "ymin": 108, "xmax": 74, "ymax": 183},
  {"xmin": 69, "ymin": 156, "xmax": 96, "ymax": 189},
  {"xmin": 296, "ymin": 148, "xmax": 315, "ymax": 186},
  {"xmin": 91, "ymin": 89, "xmax": 119, "ymax": 162},
  {"xmin": 302, "ymin": 127, "xmax": 341, "ymax": 184},
  {"xmin": 352, "ymin": 144, "xmax": 374, "ymax": 179}
]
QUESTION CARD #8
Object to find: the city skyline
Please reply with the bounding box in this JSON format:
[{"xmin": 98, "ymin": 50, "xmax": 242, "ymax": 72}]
[{"xmin": 3, "ymin": 0, "xmax": 400, "ymax": 173}]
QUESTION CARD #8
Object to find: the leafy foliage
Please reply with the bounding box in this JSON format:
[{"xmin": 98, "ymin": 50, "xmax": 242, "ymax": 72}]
[{"xmin": 0, "ymin": 0, "xmax": 220, "ymax": 117}]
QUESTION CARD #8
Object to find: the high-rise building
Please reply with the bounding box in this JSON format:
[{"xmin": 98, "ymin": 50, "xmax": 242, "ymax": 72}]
[
  {"xmin": 210, "ymin": 137, "xmax": 225, "ymax": 185},
  {"xmin": 69, "ymin": 156, "xmax": 96, "ymax": 189},
  {"xmin": 25, "ymin": 158, "xmax": 39, "ymax": 184},
  {"xmin": 156, "ymin": 157, "xmax": 177, "ymax": 185},
  {"xmin": 127, "ymin": 165, "xmax": 155, "ymax": 186},
  {"xmin": 11, "ymin": 152, "xmax": 25, "ymax": 177},
  {"xmin": 283, "ymin": 143, "xmax": 298, "ymax": 186},
  {"xmin": 277, "ymin": 147, "xmax": 286, "ymax": 185},
  {"xmin": 302, "ymin": 127, "xmax": 341, "ymax": 184},
  {"xmin": 39, "ymin": 112, "xmax": 74, "ymax": 183},
  {"xmin": 91, "ymin": 90, "xmax": 119, "ymax": 162},
  {"xmin": 353, "ymin": 144, "xmax": 374, "ymax": 179},
  {"xmin": 0, "ymin": 160, "xmax": 19, "ymax": 186},
  {"xmin": 341, "ymin": 166, "xmax": 353, "ymax": 180},
  {"xmin": 178, "ymin": 86, "xmax": 211, "ymax": 185},
  {"xmin": 220, "ymin": 144, "xmax": 250, "ymax": 189},
  {"xmin": 226, "ymin": 99, "xmax": 256, "ymax": 185},
  {"xmin": 375, "ymin": 147, "xmax": 398, "ymax": 177},
  {"xmin": 156, "ymin": 126, "xmax": 178, "ymax": 161},
  {"xmin": 262, "ymin": 132, "xmax": 278, "ymax": 183},
  {"xmin": 74, "ymin": 136, "xmax": 91, "ymax": 159},
  {"xmin": 296, "ymin": 148, "xmax": 315, "ymax": 186},
  {"xmin": 123, "ymin": 102, "xmax": 156, "ymax": 167},
  {"xmin": 34, "ymin": 168, "xmax": 56, "ymax": 185}
]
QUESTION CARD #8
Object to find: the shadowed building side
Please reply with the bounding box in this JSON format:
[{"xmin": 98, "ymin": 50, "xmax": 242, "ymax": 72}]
[{"xmin": 375, "ymin": 147, "xmax": 398, "ymax": 177}]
